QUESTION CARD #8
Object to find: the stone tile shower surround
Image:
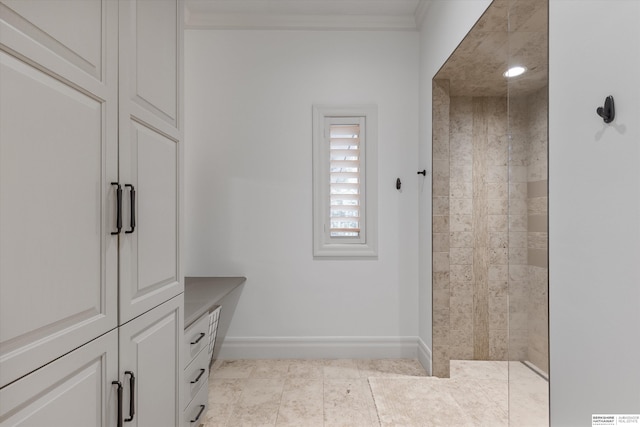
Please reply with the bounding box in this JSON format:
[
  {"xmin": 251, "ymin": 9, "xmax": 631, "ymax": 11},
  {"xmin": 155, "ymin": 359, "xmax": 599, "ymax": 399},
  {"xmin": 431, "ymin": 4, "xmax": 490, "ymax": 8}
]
[
  {"xmin": 432, "ymin": 81, "xmax": 549, "ymax": 378},
  {"xmin": 524, "ymin": 88, "xmax": 549, "ymax": 374}
]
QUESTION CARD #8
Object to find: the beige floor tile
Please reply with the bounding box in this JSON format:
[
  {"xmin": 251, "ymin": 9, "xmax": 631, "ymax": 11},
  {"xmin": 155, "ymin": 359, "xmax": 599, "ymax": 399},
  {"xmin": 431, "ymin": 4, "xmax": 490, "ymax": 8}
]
[
  {"xmin": 211, "ymin": 360, "xmax": 256, "ymax": 379},
  {"xmin": 358, "ymin": 359, "xmax": 428, "ymax": 378},
  {"xmin": 509, "ymin": 377, "xmax": 549, "ymax": 427},
  {"xmin": 324, "ymin": 378, "xmax": 379, "ymax": 427},
  {"xmin": 236, "ymin": 378, "xmax": 285, "ymax": 406},
  {"xmin": 323, "ymin": 359, "xmax": 361, "ymax": 379},
  {"xmin": 450, "ymin": 360, "xmax": 508, "ymax": 381},
  {"xmin": 226, "ymin": 378, "xmax": 285, "ymax": 427},
  {"xmin": 286, "ymin": 360, "xmax": 324, "ymax": 379},
  {"xmin": 475, "ymin": 379, "xmax": 509, "ymax": 414},
  {"xmin": 275, "ymin": 378, "xmax": 324, "ymax": 426},
  {"xmin": 250, "ymin": 359, "xmax": 291, "ymax": 379},
  {"xmin": 203, "ymin": 403, "xmax": 234, "ymax": 427},
  {"xmin": 283, "ymin": 377, "xmax": 324, "ymax": 393},
  {"xmin": 208, "ymin": 378, "xmax": 245, "ymax": 405},
  {"xmin": 445, "ymin": 379, "xmax": 508, "ymax": 426},
  {"xmin": 369, "ymin": 377, "xmax": 472, "ymax": 427},
  {"xmin": 205, "ymin": 359, "xmax": 547, "ymax": 427}
]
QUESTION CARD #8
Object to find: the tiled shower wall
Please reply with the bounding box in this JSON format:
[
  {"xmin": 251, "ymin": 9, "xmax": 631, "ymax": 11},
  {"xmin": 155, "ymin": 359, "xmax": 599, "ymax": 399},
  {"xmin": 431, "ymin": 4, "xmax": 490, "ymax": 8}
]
[
  {"xmin": 432, "ymin": 80, "xmax": 451, "ymax": 378},
  {"xmin": 525, "ymin": 87, "xmax": 549, "ymax": 375},
  {"xmin": 508, "ymin": 87, "xmax": 549, "ymax": 375},
  {"xmin": 432, "ymin": 81, "xmax": 549, "ymax": 377}
]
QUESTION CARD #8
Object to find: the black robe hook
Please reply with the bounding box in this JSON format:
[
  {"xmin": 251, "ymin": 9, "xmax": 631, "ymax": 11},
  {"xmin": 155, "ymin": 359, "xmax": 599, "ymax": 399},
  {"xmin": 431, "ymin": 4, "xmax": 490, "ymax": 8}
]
[{"xmin": 596, "ymin": 95, "xmax": 615, "ymax": 124}]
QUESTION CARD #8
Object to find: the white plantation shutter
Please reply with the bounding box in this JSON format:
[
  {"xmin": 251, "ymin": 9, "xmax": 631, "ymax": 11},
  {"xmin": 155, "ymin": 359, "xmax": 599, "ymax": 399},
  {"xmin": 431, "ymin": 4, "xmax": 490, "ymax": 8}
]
[
  {"xmin": 328, "ymin": 121, "xmax": 365, "ymax": 239},
  {"xmin": 313, "ymin": 105, "xmax": 377, "ymax": 257}
]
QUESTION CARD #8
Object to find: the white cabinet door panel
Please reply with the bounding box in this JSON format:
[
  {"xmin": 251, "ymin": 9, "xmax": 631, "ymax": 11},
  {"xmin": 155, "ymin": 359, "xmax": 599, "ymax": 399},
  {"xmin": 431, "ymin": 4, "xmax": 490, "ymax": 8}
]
[
  {"xmin": 119, "ymin": 0, "xmax": 183, "ymax": 323},
  {"xmin": 118, "ymin": 120, "xmax": 181, "ymax": 323},
  {"xmin": 136, "ymin": 124, "xmax": 178, "ymax": 287},
  {"xmin": 120, "ymin": 0, "xmax": 179, "ymax": 127},
  {"xmin": 0, "ymin": 50, "xmax": 117, "ymax": 387},
  {"xmin": 118, "ymin": 296, "xmax": 183, "ymax": 427},
  {"xmin": 0, "ymin": 0, "xmax": 112, "ymax": 88},
  {"xmin": 0, "ymin": 329, "xmax": 118, "ymax": 427}
]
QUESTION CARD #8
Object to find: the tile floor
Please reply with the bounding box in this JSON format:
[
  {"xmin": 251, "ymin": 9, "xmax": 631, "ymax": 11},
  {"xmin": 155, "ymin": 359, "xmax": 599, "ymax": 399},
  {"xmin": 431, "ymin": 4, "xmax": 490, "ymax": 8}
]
[{"xmin": 202, "ymin": 359, "xmax": 548, "ymax": 427}]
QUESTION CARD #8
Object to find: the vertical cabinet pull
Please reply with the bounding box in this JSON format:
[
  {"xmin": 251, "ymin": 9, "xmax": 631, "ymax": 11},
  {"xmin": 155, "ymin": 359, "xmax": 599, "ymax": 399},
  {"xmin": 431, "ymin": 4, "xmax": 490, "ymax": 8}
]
[
  {"xmin": 111, "ymin": 183, "xmax": 122, "ymax": 235},
  {"xmin": 125, "ymin": 371, "xmax": 135, "ymax": 422},
  {"xmin": 112, "ymin": 381, "xmax": 123, "ymax": 427},
  {"xmin": 191, "ymin": 405, "xmax": 206, "ymax": 424},
  {"xmin": 125, "ymin": 184, "xmax": 136, "ymax": 234}
]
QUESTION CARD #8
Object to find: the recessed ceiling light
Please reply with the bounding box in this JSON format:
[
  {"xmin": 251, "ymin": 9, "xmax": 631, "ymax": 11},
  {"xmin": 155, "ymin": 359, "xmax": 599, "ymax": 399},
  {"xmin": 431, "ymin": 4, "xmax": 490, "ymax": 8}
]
[{"xmin": 504, "ymin": 66, "xmax": 527, "ymax": 78}]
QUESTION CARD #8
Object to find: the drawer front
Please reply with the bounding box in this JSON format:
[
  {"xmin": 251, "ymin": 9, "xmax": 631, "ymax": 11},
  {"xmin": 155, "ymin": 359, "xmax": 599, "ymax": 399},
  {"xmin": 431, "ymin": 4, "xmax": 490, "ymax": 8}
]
[
  {"xmin": 183, "ymin": 383, "xmax": 208, "ymax": 427},
  {"xmin": 183, "ymin": 345, "xmax": 209, "ymax": 409},
  {"xmin": 184, "ymin": 313, "xmax": 209, "ymax": 366}
]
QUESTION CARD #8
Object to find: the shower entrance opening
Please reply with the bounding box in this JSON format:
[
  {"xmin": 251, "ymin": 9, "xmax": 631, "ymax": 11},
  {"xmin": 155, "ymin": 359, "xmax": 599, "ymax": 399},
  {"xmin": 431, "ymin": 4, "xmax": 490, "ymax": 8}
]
[{"xmin": 431, "ymin": 0, "xmax": 549, "ymax": 424}]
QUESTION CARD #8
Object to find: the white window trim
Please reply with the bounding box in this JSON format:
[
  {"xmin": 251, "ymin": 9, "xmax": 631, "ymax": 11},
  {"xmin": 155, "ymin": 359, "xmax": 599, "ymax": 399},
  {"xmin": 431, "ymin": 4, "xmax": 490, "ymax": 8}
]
[{"xmin": 312, "ymin": 105, "xmax": 378, "ymax": 258}]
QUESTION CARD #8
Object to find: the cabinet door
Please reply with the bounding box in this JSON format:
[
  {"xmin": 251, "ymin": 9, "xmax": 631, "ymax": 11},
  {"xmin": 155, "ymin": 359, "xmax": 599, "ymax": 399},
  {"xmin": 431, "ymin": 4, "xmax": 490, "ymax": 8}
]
[
  {"xmin": 117, "ymin": 0, "xmax": 184, "ymax": 323},
  {"xmin": 0, "ymin": 329, "xmax": 118, "ymax": 427},
  {"xmin": 118, "ymin": 295, "xmax": 184, "ymax": 427},
  {"xmin": 0, "ymin": 0, "xmax": 118, "ymax": 387}
]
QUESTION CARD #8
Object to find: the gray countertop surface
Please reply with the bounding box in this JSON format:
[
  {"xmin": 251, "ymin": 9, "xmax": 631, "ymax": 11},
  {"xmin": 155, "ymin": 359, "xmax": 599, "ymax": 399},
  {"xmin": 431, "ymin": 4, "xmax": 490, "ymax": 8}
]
[{"xmin": 184, "ymin": 276, "xmax": 246, "ymax": 328}]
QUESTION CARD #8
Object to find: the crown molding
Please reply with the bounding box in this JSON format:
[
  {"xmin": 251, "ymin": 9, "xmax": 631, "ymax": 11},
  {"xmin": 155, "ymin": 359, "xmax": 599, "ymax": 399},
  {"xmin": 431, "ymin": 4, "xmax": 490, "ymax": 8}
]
[
  {"xmin": 184, "ymin": 0, "xmax": 423, "ymax": 31},
  {"xmin": 414, "ymin": 0, "xmax": 432, "ymax": 30},
  {"xmin": 185, "ymin": 11, "xmax": 419, "ymax": 31}
]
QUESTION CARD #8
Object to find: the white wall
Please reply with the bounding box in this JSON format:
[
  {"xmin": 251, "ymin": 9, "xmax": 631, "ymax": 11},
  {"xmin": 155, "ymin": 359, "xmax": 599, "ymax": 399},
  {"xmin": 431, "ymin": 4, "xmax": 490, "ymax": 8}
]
[
  {"xmin": 549, "ymin": 1, "xmax": 640, "ymax": 424},
  {"xmin": 184, "ymin": 29, "xmax": 420, "ymax": 358},
  {"xmin": 417, "ymin": 0, "xmax": 492, "ymax": 370}
]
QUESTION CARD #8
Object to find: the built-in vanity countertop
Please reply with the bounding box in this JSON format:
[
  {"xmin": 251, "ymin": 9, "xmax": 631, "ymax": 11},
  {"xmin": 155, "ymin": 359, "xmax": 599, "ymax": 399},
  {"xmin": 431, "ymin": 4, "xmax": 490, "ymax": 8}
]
[{"xmin": 184, "ymin": 276, "xmax": 246, "ymax": 328}]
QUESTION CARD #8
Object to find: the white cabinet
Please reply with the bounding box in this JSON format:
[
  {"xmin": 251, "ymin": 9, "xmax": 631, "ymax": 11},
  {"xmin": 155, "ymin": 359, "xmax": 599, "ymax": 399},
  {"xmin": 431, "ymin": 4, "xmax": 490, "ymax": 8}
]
[
  {"xmin": 117, "ymin": 0, "xmax": 184, "ymax": 324},
  {"xmin": 181, "ymin": 307, "xmax": 220, "ymax": 427},
  {"xmin": 0, "ymin": 330, "xmax": 119, "ymax": 427},
  {"xmin": 118, "ymin": 296, "xmax": 183, "ymax": 427},
  {"xmin": 182, "ymin": 314, "xmax": 210, "ymax": 427},
  {"xmin": 0, "ymin": 0, "xmax": 119, "ymax": 389},
  {"xmin": 0, "ymin": 0, "xmax": 184, "ymax": 426}
]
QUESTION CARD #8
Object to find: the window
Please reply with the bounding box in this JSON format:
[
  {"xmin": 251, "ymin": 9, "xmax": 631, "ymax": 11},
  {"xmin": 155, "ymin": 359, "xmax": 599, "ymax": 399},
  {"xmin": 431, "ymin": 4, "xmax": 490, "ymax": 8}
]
[{"xmin": 313, "ymin": 105, "xmax": 378, "ymax": 257}]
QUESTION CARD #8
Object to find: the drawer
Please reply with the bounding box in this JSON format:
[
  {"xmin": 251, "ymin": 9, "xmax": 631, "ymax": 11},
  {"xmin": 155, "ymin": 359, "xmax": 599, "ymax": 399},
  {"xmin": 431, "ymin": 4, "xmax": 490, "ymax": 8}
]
[
  {"xmin": 184, "ymin": 382, "xmax": 208, "ymax": 427},
  {"xmin": 183, "ymin": 343, "xmax": 209, "ymax": 409},
  {"xmin": 184, "ymin": 313, "xmax": 209, "ymax": 366}
]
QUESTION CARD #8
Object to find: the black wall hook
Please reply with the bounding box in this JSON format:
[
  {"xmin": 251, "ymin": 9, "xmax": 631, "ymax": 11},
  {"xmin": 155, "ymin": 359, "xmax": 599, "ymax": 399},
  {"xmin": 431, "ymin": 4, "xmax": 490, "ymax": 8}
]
[
  {"xmin": 396, "ymin": 178, "xmax": 402, "ymax": 190},
  {"xmin": 597, "ymin": 95, "xmax": 615, "ymax": 123},
  {"xmin": 417, "ymin": 170, "xmax": 426, "ymax": 176}
]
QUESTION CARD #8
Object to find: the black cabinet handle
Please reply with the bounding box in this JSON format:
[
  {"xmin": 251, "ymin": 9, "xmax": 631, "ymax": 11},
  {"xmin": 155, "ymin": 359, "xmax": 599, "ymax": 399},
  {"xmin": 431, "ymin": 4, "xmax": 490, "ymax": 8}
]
[
  {"xmin": 191, "ymin": 332, "xmax": 206, "ymax": 345},
  {"xmin": 191, "ymin": 405, "xmax": 206, "ymax": 423},
  {"xmin": 111, "ymin": 183, "xmax": 122, "ymax": 235},
  {"xmin": 125, "ymin": 371, "xmax": 135, "ymax": 422},
  {"xmin": 125, "ymin": 184, "xmax": 136, "ymax": 234},
  {"xmin": 112, "ymin": 381, "xmax": 123, "ymax": 427},
  {"xmin": 191, "ymin": 368, "xmax": 206, "ymax": 384}
]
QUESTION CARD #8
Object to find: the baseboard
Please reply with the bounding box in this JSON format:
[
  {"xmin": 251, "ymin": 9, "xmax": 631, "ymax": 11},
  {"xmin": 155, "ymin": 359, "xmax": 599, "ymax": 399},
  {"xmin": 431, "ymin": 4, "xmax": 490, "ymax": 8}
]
[
  {"xmin": 217, "ymin": 336, "xmax": 419, "ymax": 359},
  {"xmin": 417, "ymin": 337, "xmax": 432, "ymax": 375}
]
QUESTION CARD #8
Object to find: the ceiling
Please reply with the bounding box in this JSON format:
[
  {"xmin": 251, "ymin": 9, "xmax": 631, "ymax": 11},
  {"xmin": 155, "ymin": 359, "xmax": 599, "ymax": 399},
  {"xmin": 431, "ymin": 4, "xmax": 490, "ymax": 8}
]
[
  {"xmin": 434, "ymin": 0, "xmax": 548, "ymax": 97},
  {"xmin": 185, "ymin": 0, "xmax": 430, "ymax": 30}
]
